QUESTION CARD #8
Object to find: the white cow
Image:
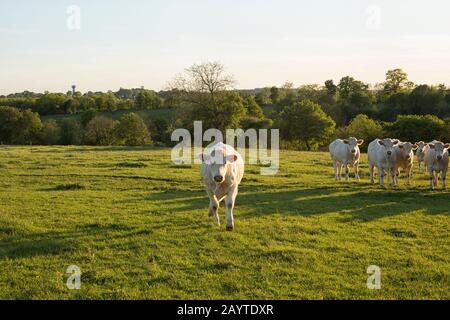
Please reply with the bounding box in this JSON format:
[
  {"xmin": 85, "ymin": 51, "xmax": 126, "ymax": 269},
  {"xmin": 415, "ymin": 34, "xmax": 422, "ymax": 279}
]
[
  {"xmin": 415, "ymin": 141, "xmax": 427, "ymax": 172},
  {"xmin": 391, "ymin": 142, "xmax": 418, "ymax": 185},
  {"xmin": 198, "ymin": 142, "xmax": 244, "ymax": 231},
  {"xmin": 416, "ymin": 140, "xmax": 439, "ymax": 173},
  {"xmin": 329, "ymin": 137, "xmax": 364, "ymax": 181},
  {"xmin": 368, "ymin": 138, "xmax": 399, "ymax": 187},
  {"xmin": 424, "ymin": 141, "xmax": 450, "ymax": 190}
]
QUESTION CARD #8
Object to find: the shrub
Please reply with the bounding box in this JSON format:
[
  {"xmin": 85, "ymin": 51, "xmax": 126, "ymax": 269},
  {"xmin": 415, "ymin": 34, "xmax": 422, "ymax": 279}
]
[
  {"xmin": 240, "ymin": 117, "xmax": 273, "ymax": 130},
  {"xmin": 85, "ymin": 116, "xmax": 117, "ymax": 146},
  {"xmin": 243, "ymin": 96, "xmax": 264, "ymax": 119},
  {"xmin": 176, "ymin": 91, "xmax": 246, "ymax": 133},
  {"xmin": 0, "ymin": 106, "xmax": 42, "ymax": 145},
  {"xmin": 60, "ymin": 119, "xmax": 84, "ymax": 145},
  {"xmin": 81, "ymin": 109, "xmax": 97, "ymax": 127},
  {"xmin": 115, "ymin": 113, "xmax": 151, "ymax": 146},
  {"xmin": 387, "ymin": 114, "xmax": 445, "ymax": 142},
  {"xmin": 134, "ymin": 90, "xmax": 163, "ymax": 109},
  {"xmin": 345, "ymin": 114, "xmax": 384, "ymax": 150},
  {"xmin": 39, "ymin": 120, "xmax": 61, "ymax": 145},
  {"xmin": 278, "ymin": 100, "xmax": 335, "ymax": 150}
]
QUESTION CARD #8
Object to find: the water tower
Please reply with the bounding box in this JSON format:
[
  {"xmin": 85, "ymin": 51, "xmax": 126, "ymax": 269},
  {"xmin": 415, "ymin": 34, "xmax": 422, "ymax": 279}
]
[{"xmin": 72, "ymin": 85, "xmax": 76, "ymax": 95}]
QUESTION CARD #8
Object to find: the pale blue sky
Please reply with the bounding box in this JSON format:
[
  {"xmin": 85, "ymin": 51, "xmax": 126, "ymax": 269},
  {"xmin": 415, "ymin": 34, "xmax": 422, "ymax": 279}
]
[{"xmin": 1, "ymin": 0, "xmax": 449, "ymax": 94}]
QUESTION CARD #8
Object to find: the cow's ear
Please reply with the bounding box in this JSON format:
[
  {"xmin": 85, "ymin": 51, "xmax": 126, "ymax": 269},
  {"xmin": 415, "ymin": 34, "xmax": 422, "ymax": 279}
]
[
  {"xmin": 198, "ymin": 153, "xmax": 210, "ymax": 162},
  {"xmin": 393, "ymin": 140, "xmax": 399, "ymax": 145},
  {"xmin": 428, "ymin": 144, "xmax": 435, "ymax": 149},
  {"xmin": 398, "ymin": 144, "xmax": 404, "ymax": 149},
  {"xmin": 227, "ymin": 154, "xmax": 238, "ymax": 163},
  {"xmin": 444, "ymin": 143, "xmax": 450, "ymax": 149},
  {"xmin": 378, "ymin": 140, "xmax": 385, "ymax": 146},
  {"xmin": 412, "ymin": 144, "xmax": 418, "ymax": 150},
  {"xmin": 343, "ymin": 139, "xmax": 349, "ymax": 144},
  {"xmin": 357, "ymin": 139, "xmax": 364, "ymax": 146}
]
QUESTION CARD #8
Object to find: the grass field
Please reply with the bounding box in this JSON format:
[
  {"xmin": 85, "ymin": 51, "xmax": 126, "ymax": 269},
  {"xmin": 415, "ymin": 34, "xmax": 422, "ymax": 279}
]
[{"xmin": 0, "ymin": 146, "xmax": 448, "ymax": 299}]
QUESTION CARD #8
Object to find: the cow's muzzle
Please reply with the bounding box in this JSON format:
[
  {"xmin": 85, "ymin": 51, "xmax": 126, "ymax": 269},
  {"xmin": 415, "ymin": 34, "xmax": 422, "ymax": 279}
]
[
  {"xmin": 214, "ymin": 175, "xmax": 224, "ymax": 183},
  {"xmin": 437, "ymin": 155, "xmax": 443, "ymax": 160},
  {"xmin": 387, "ymin": 151, "xmax": 392, "ymax": 156}
]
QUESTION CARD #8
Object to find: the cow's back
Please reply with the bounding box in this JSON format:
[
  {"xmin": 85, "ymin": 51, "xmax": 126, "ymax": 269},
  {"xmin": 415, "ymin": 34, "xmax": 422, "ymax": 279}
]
[
  {"xmin": 368, "ymin": 139, "xmax": 385, "ymax": 166},
  {"xmin": 329, "ymin": 139, "xmax": 346, "ymax": 161}
]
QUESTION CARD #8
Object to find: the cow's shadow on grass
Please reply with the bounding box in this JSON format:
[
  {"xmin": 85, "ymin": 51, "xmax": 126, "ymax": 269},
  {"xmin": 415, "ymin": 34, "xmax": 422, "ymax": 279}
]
[
  {"xmin": 239, "ymin": 186, "xmax": 450, "ymax": 222},
  {"xmin": 1, "ymin": 188, "xmax": 447, "ymax": 261},
  {"xmin": 143, "ymin": 184, "xmax": 449, "ymax": 223},
  {"xmin": 0, "ymin": 224, "xmax": 153, "ymax": 260},
  {"xmin": 57, "ymin": 146, "xmax": 165, "ymax": 153}
]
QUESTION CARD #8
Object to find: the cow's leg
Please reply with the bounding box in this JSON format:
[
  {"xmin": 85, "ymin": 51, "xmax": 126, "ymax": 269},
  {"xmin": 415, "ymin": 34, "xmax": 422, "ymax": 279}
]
[
  {"xmin": 442, "ymin": 170, "xmax": 447, "ymax": 190},
  {"xmin": 354, "ymin": 162, "xmax": 360, "ymax": 181},
  {"xmin": 435, "ymin": 171, "xmax": 439, "ymax": 187},
  {"xmin": 378, "ymin": 166, "xmax": 385, "ymax": 187},
  {"xmin": 332, "ymin": 160, "xmax": 338, "ymax": 180},
  {"xmin": 391, "ymin": 168, "xmax": 397, "ymax": 186},
  {"xmin": 224, "ymin": 188, "xmax": 238, "ymax": 231},
  {"xmin": 337, "ymin": 161, "xmax": 342, "ymax": 180},
  {"xmin": 207, "ymin": 188, "xmax": 220, "ymax": 225},
  {"xmin": 429, "ymin": 169, "xmax": 435, "ymax": 190},
  {"xmin": 338, "ymin": 162, "xmax": 342, "ymax": 180},
  {"xmin": 406, "ymin": 166, "xmax": 412, "ymax": 185},
  {"xmin": 369, "ymin": 164, "xmax": 375, "ymax": 184},
  {"xmin": 344, "ymin": 163, "xmax": 350, "ymax": 181},
  {"xmin": 395, "ymin": 169, "xmax": 400, "ymax": 186}
]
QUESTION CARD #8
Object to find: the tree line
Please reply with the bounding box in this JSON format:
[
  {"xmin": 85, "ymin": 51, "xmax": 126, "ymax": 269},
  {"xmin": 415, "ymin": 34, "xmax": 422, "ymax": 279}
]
[
  {"xmin": 0, "ymin": 107, "xmax": 152, "ymax": 146},
  {"xmin": 1, "ymin": 63, "xmax": 449, "ymax": 148},
  {"xmin": 0, "ymin": 88, "xmax": 170, "ymax": 115}
]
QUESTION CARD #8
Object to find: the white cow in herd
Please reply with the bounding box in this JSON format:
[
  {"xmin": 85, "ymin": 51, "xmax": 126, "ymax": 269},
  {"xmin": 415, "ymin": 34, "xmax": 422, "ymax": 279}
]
[
  {"xmin": 391, "ymin": 142, "xmax": 418, "ymax": 185},
  {"xmin": 424, "ymin": 141, "xmax": 450, "ymax": 190},
  {"xmin": 415, "ymin": 141, "xmax": 427, "ymax": 171},
  {"xmin": 329, "ymin": 137, "xmax": 364, "ymax": 181},
  {"xmin": 198, "ymin": 142, "xmax": 244, "ymax": 231},
  {"xmin": 368, "ymin": 138, "xmax": 399, "ymax": 187}
]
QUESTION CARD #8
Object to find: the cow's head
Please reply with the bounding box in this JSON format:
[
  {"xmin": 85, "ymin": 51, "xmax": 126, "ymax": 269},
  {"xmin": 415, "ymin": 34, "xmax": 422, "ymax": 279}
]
[
  {"xmin": 378, "ymin": 138, "xmax": 399, "ymax": 158},
  {"xmin": 415, "ymin": 141, "xmax": 426, "ymax": 156},
  {"xmin": 198, "ymin": 148, "xmax": 238, "ymax": 183},
  {"xmin": 343, "ymin": 137, "xmax": 364, "ymax": 155},
  {"xmin": 428, "ymin": 141, "xmax": 450, "ymax": 161},
  {"xmin": 397, "ymin": 142, "xmax": 418, "ymax": 161}
]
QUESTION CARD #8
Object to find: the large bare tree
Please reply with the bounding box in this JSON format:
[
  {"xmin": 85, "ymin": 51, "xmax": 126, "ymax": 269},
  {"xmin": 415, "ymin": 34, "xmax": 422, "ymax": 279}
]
[
  {"xmin": 170, "ymin": 62, "xmax": 236, "ymax": 105},
  {"xmin": 170, "ymin": 62, "xmax": 245, "ymax": 132}
]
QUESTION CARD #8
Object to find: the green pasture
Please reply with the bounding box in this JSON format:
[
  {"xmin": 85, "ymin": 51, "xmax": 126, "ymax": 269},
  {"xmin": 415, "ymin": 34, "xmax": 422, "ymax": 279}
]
[{"xmin": 0, "ymin": 146, "xmax": 448, "ymax": 299}]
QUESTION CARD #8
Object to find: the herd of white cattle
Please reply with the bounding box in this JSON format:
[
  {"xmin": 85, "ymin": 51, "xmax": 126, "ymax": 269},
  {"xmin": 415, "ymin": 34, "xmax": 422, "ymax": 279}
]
[
  {"xmin": 198, "ymin": 139, "xmax": 449, "ymax": 231},
  {"xmin": 329, "ymin": 138, "xmax": 450, "ymax": 190}
]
